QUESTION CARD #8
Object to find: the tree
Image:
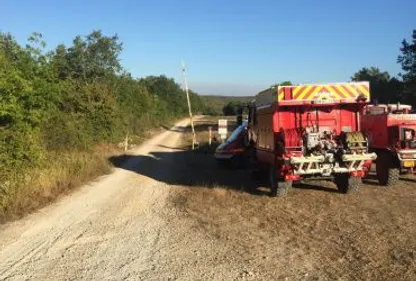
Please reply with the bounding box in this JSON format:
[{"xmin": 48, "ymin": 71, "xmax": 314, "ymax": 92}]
[
  {"xmin": 222, "ymin": 101, "xmax": 245, "ymax": 116},
  {"xmin": 351, "ymin": 67, "xmax": 402, "ymax": 104},
  {"xmin": 0, "ymin": 32, "xmax": 49, "ymax": 175},
  {"xmin": 269, "ymin": 81, "xmax": 292, "ymax": 88},
  {"xmin": 51, "ymin": 44, "xmax": 70, "ymax": 80},
  {"xmin": 139, "ymin": 75, "xmax": 187, "ymax": 116},
  {"xmin": 398, "ymin": 29, "xmax": 416, "ymax": 105},
  {"xmin": 277, "ymin": 81, "xmax": 292, "ymax": 86},
  {"xmin": 64, "ymin": 30, "xmax": 122, "ymax": 82}
]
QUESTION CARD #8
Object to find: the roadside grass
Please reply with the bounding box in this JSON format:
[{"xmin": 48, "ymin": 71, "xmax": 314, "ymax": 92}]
[
  {"xmin": 0, "ymin": 147, "xmax": 113, "ymax": 223},
  {"xmin": 0, "ymin": 125, "xmax": 170, "ymax": 224}
]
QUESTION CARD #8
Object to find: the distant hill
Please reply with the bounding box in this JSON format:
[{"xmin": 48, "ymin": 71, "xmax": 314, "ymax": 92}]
[{"xmin": 201, "ymin": 95, "xmax": 254, "ymax": 115}]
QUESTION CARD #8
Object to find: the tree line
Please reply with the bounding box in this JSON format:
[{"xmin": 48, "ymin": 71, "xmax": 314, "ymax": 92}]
[
  {"xmin": 351, "ymin": 29, "xmax": 415, "ymax": 105},
  {"xmin": 0, "ymin": 30, "xmax": 208, "ymax": 184}
]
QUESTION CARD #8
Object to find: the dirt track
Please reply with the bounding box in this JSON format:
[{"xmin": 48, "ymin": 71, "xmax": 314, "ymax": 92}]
[
  {"xmin": 0, "ymin": 119, "xmax": 209, "ymax": 280},
  {"xmin": 0, "ymin": 117, "xmax": 415, "ymax": 281}
]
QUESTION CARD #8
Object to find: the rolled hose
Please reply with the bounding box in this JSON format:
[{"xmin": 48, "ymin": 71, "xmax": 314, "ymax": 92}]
[{"xmin": 343, "ymin": 131, "xmax": 367, "ymax": 149}]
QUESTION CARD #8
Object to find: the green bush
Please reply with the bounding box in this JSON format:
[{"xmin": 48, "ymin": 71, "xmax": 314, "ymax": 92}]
[{"xmin": 0, "ymin": 30, "xmax": 211, "ymax": 204}]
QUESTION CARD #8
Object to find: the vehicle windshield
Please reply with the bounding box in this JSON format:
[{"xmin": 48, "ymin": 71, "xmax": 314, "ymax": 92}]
[{"xmin": 226, "ymin": 121, "xmax": 247, "ymax": 143}]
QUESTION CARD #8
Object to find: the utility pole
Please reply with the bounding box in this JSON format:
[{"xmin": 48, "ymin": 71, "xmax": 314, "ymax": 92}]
[{"xmin": 181, "ymin": 61, "xmax": 196, "ymax": 150}]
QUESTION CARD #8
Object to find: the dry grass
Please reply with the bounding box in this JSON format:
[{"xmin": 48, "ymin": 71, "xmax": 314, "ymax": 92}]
[
  {"xmin": 0, "ymin": 125, "xmax": 167, "ymax": 224},
  {"xmin": 170, "ymin": 118, "xmax": 416, "ymax": 281},
  {"xmin": 0, "ymin": 145, "xmax": 117, "ymax": 223}
]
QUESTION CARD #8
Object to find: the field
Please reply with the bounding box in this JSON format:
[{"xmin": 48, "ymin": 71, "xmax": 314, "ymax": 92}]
[{"xmin": 170, "ymin": 117, "xmax": 416, "ymax": 280}]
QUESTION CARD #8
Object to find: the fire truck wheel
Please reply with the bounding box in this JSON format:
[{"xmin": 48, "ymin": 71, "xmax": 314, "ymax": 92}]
[
  {"xmin": 335, "ymin": 174, "xmax": 360, "ymax": 194},
  {"xmin": 243, "ymin": 133, "xmax": 250, "ymax": 147},
  {"xmin": 376, "ymin": 153, "xmax": 399, "ymax": 186},
  {"xmin": 269, "ymin": 166, "xmax": 291, "ymax": 197}
]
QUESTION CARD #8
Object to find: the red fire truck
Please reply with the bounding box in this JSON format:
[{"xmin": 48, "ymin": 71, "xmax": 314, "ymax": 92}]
[
  {"xmin": 246, "ymin": 82, "xmax": 377, "ymax": 196},
  {"xmin": 361, "ymin": 104, "xmax": 416, "ymax": 186}
]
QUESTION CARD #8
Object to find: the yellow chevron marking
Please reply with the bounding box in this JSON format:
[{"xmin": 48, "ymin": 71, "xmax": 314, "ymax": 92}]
[
  {"xmin": 305, "ymin": 85, "xmax": 323, "ymax": 100},
  {"xmin": 293, "ymin": 86, "xmax": 303, "ymax": 98},
  {"xmin": 357, "ymin": 84, "xmax": 370, "ymax": 97},
  {"xmin": 335, "ymin": 85, "xmax": 351, "ymax": 99},
  {"xmin": 345, "ymin": 84, "xmax": 360, "ymax": 98},
  {"xmin": 278, "ymin": 92, "xmax": 284, "ymax": 101},
  {"xmin": 297, "ymin": 85, "xmax": 313, "ymax": 100},
  {"xmin": 324, "ymin": 86, "xmax": 340, "ymax": 99}
]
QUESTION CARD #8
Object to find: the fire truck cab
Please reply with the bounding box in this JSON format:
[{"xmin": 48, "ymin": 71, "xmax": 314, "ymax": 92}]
[
  {"xmin": 361, "ymin": 103, "xmax": 416, "ymax": 186},
  {"xmin": 246, "ymin": 82, "xmax": 377, "ymax": 196}
]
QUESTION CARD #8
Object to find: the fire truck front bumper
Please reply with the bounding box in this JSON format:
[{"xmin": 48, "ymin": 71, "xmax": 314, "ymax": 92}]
[
  {"xmin": 289, "ymin": 152, "xmax": 377, "ymax": 176},
  {"xmin": 397, "ymin": 150, "xmax": 416, "ymax": 168}
]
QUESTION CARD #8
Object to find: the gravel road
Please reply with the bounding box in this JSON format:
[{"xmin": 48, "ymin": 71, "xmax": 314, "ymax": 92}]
[{"xmin": 0, "ymin": 119, "xmax": 225, "ymax": 281}]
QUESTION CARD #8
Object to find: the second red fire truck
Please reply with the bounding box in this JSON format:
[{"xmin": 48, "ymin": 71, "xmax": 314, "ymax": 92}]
[{"xmin": 361, "ymin": 104, "xmax": 416, "ymax": 186}]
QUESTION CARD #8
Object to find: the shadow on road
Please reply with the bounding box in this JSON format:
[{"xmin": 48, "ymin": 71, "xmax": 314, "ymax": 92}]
[
  {"xmin": 362, "ymin": 174, "xmax": 381, "ymax": 187},
  {"xmin": 362, "ymin": 172, "xmax": 416, "ymax": 186},
  {"xmin": 400, "ymin": 177, "xmax": 416, "ymax": 184},
  {"xmin": 108, "ymin": 146, "xmax": 341, "ymax": 196},
  {"xmin": 294, "ymin": 182, "xmax": 339, "ymax": 193},
  {"xmin": 109, "ymin": 150, "xmax": 268, "ymax": 196}
]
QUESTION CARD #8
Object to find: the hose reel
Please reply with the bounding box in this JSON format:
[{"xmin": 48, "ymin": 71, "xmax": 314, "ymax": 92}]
[{"xmin": 341, "ymin": 131, "xmax": 367, "ymax": 151}]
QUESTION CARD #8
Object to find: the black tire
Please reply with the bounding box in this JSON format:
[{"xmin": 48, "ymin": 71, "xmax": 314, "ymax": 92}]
[
  {"xmin": 269, "ymin": 165, "xmax": 277, "ymax": 196},
  {"xmin": 250, "ymin": 169, "xmax": 261, "ymax": 180},
  {"xmin": 246, "ymin": 147, "xmax": 261, "ymax": 179},
  {"xmin": 335, "ymin": 174, "xmax": 360, "ymax": 194},
  {"xmin": 376, "ymin": 152, "xmax": 400, "ymax": 186},
  {"xmin": 269, "ymin": 166, "xmax": 292, "ymax": 197},
  {"xmin": 243, "ymin": 133, "xmax": 250, "ymax": 148},
  {"xmin": 229, "ymin": 156, "xmax": 238, "ymax": 169},
  {"xmin": 231, "ymin": 155, "xmax": 245, "ymax": 169},
  {"xmin": 216, "ymin": 159, "xmax": 227, "ymax": 168}
]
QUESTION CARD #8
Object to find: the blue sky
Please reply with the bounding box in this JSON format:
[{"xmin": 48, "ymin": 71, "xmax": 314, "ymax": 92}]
[{"xmin": 1, "ymin": 0, "xmax": 415, "ymax": 95}]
